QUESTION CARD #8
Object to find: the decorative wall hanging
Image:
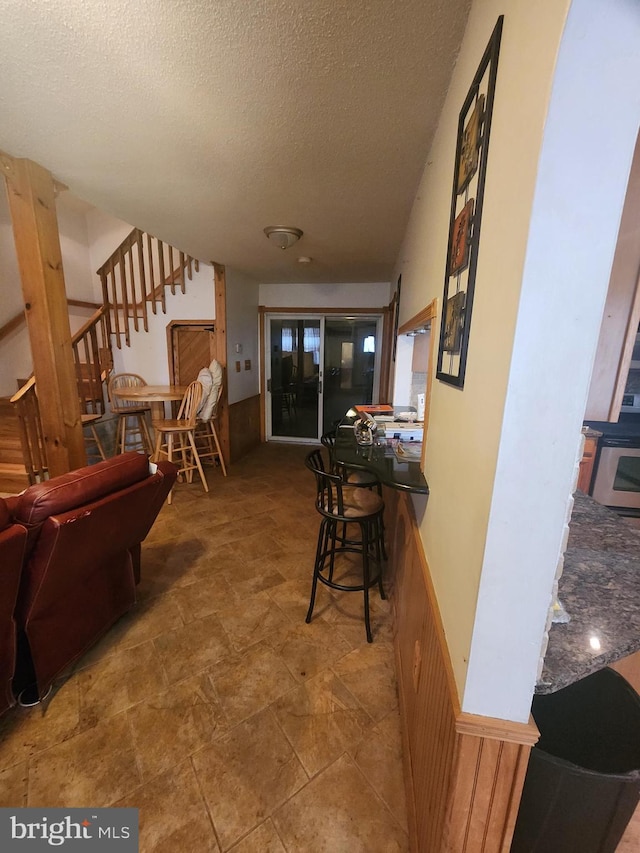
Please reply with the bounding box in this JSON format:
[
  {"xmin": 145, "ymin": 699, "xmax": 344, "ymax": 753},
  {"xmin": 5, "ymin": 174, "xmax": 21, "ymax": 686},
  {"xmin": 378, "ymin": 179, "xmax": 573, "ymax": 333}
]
[{"xmin": 436, "ymin": 16, "xmax": 503, "ymax": 387}]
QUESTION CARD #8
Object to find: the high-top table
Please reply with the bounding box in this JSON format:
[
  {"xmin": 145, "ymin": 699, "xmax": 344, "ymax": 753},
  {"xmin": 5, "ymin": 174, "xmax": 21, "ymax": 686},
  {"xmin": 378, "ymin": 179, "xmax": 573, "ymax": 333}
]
[
  {"xmin": 333, "ymin": 408, "xmax": 429, "ymax": 494},
  {"xmin": 111, "ymin": 384, "xmax": 187, "ymax": 422}
]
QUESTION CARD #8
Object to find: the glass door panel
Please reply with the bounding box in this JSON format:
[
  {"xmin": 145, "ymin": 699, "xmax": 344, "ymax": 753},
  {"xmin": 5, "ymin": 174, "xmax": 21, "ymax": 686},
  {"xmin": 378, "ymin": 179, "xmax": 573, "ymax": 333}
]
[
  {"xmin": 269, "ymin": 318, "xmax": 321, "ymax": 439},
  {"xmin": 323, "ymin": 317, "xmax": 379, "ymax": 433}
]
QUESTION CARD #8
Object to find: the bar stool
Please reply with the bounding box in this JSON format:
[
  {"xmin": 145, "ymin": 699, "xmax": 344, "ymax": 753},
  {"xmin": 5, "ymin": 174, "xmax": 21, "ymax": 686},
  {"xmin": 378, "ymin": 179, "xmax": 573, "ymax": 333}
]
[
  {"xmin": 305, "ymin": 448, "xmax": 385, "ymax": 643},
  {"xmin": 321, "ymin": 427, "xmax": 386, "ymax": 558},
  {"xmin": 81, "ymin": 413, "xmax": 107, "ymax": 462},
  {"xmin": 108, "ymin": 373, "xmax": 153, "ymax": 455}
]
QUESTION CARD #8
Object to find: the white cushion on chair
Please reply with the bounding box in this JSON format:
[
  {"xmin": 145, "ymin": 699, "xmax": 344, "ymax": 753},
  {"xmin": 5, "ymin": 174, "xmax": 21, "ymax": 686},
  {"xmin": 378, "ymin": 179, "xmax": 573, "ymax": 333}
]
[{"xmin": 197, "ymin": 360, "xmax": 223, "ymax": 421}]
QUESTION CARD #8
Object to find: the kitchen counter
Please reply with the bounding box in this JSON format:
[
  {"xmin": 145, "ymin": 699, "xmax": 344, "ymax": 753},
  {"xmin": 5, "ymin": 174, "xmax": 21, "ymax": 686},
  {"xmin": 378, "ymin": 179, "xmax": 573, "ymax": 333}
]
[
  {"xmin": 536, "ymin": 490, "xmax": 640, "ymax": 693},
  {"xmin": 334, "ymin": 408, "xmax": 429, "ymax": 494}
]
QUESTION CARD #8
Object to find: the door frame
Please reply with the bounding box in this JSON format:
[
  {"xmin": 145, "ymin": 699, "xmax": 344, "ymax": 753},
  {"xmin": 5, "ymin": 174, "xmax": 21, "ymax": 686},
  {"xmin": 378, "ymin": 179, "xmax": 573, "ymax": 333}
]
[{"xmin": 259, "ymin": 306, "xmax": 389, "ymax": 442}]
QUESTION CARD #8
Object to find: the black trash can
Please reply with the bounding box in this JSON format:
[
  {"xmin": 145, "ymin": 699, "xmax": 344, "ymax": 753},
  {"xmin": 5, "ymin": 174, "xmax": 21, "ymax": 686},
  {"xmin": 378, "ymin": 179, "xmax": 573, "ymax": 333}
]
[{"xmin": 511, "ymin": 667, "xmax": 640, "ymax": 853}]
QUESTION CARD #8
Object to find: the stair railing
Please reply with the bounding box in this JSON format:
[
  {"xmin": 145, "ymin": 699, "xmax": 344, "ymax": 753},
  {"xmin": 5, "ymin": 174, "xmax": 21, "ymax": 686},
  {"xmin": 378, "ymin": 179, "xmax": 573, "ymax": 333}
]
[
  {"xmin": 10, "ymin": 378, "xmax": 47, "ymax": 484},
  {"xmin": 72, "ymin": 305, "xmax": 112, "ymax": 415},
  {"xmin": 97, "ymin": 228, "xmax": 199, "ymax": 349},
  {"xmin": 10, "ymin": 304, "xmax": 114, "ymax": 480}
]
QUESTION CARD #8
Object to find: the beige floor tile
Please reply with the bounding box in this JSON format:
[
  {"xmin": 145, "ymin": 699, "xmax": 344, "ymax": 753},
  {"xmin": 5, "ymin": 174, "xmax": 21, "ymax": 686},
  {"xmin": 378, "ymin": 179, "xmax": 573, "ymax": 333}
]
[
  {"xmin": 171, "ymin": 574, "xmax": 237, "ymax": 623},
  {"xmin": 221, "ymin": 561, "xmax": 287, "ymax": 601},
  {"xmin": 106, "ymin": 592, "xmax": 185, "ymax": 653},
  {"xmin": 332, "ymin": 643, "xmax": 398, "ymax": 722},
  {"xmin": 127, "ymin": 672, "xmax": 228, "ymax": 782},
  {"xmin": 76, "ymin": 640, "xmax": 167, "ymax": 727},
  {"xmin": 228, "ymin": 819, "xmax": 286, "ymax": 852},
  {"xmin": 273, "ymin": 669, "xmax": 373, "ymax": 776},
  {"xmin": 0, "ymin": 679, "xmax": 81, "ymax": 770},
  {"xmin": 0, "ymin": 762, "xmax": 28, "ymax": 807},
  {"xmin": 217, "ymin": 592, "xmax": 291, "ymax": 652},
  {"xmin": 213, "ymin": 531, "xmax": 286, "ymax": 565},
  {"xmin": 263, "ymin": 618, "xmax": 354, "ymax": 682},
  {"xmin": 192, "ymin": 708, "xmax": 307, "ymax": 850},
  {"xmin": 28, "ymin": 712, "xmax": 141, "ymax": 807},
  {"xmin": 113, "ymin": 760, "xmax": 220, "ymax": 853},
  {"xmin": 210, "ymin": 644, "xmax": 298, "ymax": 726},
  {"xmin": 273, "ymin": 753, "xmax": 409, "ymax": 852},
  {"xmin": 309, "ymin": 583, "xmax": 393, "ymax": 646},
  {"xmin": 154, "ymin": 614, "xmax": 232, "ymax": 684},
  {"xmin": 266, "ymin": 578, "xmax": 316, "ymax": 623},
  {"xmin": 351, "ymin": 708, "xmax": 408, "ymax": 831}
]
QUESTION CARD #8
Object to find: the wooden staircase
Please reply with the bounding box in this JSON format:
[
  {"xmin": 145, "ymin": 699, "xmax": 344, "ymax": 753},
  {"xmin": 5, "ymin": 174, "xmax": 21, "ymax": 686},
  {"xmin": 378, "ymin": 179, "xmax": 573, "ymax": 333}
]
[
  {"xmin": 1, "ymin": 228, "xmax": 199, "ymax": 485},
  {"xmin": 0, "ymin": 398, "xmax": 30, "ymax": 494}
]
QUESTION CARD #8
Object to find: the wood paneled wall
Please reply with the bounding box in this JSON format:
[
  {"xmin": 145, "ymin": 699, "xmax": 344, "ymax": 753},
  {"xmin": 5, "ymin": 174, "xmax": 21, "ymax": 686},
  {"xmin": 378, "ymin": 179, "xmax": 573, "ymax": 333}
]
[
  {"xmin": 228, "ymin": 395, "xmax": 261, "ymax": 463},
  {"xmin": 385, "ymin": 489, "xmax": 539, "ymax": 852}
]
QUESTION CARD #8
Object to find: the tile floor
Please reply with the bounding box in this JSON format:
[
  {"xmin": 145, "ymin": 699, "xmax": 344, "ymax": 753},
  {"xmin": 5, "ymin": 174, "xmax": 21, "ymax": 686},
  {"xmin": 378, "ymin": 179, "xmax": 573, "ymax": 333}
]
[
  {"xmin": 2, "ymin": 442, "xmax": 639, "ymax": 852},
  {"xmin": 0, "ymin": 444, "xmax": 409, "ymax": 852}
]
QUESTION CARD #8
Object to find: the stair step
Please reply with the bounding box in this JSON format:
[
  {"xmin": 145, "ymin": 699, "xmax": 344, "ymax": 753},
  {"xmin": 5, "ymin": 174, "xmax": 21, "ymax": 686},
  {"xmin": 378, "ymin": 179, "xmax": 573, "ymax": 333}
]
[{"xmin": 0, "ymin": 463, "xmax": 29, "ymax": 496}]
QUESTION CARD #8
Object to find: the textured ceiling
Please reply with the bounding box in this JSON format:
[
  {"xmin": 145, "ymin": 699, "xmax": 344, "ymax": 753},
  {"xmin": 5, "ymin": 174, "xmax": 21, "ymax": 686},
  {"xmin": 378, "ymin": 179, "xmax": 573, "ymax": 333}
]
[{"xmin": 0, "ymin": 0, "xmax": 470, "ymax": 283}]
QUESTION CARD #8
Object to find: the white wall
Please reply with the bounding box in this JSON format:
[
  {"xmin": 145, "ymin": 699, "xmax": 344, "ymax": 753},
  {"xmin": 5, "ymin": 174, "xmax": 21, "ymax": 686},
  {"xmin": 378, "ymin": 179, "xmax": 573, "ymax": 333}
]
[
  {"xmin": 260, "ymin": 281, "xmax": 391, "ymax": 309},
  {"xmin": 226, "ymin": 268, "xmax": 260, "ymax": 405},
  {"xmin": 393, "ymin": 0, "xmax": 640, "ymax": 722},
  {"xmin": 110, "ymin": 261, "xmax": 215, "ymax": 384}
]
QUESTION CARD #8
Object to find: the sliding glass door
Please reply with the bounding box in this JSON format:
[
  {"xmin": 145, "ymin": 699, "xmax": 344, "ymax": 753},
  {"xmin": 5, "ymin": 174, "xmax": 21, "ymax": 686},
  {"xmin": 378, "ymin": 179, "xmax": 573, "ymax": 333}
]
[{"xmin": 266, "ymin": 313, "xmax": 382, "ymax": 441}]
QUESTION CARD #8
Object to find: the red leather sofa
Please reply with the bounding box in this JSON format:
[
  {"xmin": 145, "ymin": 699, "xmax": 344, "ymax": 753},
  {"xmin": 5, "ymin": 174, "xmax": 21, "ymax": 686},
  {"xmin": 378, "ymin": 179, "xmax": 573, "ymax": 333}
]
[
  {"xmin": 5, "ymin": 452, "xmax": 176, "ymax": 707},
  {"xmin": 0, "ymin": 500, "xmax": 27, "ymax": 715}
]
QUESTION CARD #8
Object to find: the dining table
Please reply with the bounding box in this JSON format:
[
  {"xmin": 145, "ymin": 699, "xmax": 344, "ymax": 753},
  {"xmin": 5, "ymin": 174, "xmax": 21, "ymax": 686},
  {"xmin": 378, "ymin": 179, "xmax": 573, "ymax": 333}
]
[{"xmin": 111, "ymin": 384, "xmax": 188, "ymax": 423}]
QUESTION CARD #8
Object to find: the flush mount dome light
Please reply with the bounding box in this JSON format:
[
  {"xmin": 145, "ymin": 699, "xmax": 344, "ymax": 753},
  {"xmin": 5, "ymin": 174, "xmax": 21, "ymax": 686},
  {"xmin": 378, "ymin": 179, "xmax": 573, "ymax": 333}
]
[{"xmin": 264, "ymin": 226, "xmax": 303, "ymax": 250}]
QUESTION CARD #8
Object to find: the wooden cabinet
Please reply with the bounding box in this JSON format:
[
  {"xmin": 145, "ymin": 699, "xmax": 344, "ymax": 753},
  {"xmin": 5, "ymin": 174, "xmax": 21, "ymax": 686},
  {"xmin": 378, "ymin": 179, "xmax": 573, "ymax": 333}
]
[{"xmin": 577, "ymin": 434, "xmax": 599, "ymax": 493}]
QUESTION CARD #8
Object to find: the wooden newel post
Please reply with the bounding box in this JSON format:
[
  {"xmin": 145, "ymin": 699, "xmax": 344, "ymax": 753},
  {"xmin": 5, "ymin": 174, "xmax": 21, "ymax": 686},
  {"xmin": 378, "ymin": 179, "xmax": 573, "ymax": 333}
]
[{"xmin": 2, "ymin": 155, "xmax": 86, "ymax": 476}]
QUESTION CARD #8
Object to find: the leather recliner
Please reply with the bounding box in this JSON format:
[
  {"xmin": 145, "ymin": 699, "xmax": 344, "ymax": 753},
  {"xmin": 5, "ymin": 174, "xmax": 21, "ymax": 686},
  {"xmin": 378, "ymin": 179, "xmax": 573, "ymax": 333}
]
[
  {"xmin": 7, "ymin": 452, "xmax": 177, "ymax": 704},
  {"xmin": 0, "ymin": 500, "xmax": 27, "ymax": 714}
]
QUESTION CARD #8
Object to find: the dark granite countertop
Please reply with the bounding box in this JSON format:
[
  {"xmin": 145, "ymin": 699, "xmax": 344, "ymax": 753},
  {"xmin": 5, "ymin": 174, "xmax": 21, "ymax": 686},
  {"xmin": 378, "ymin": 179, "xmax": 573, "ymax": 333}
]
[{"xmin": 536, "ymin": 491, "xmax": 640, "ymax": 693}]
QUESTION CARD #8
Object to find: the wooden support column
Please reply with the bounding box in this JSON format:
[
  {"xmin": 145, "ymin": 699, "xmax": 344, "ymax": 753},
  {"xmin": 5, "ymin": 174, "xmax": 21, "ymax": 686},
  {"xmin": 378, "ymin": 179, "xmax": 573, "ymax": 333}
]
[
  {"xmin": 213, "ymin": 262, "xmax": 231, "ymax": 468},
  {"xmin": 2, "ymin": 155, "xmax": 86, "ymax": 475}
]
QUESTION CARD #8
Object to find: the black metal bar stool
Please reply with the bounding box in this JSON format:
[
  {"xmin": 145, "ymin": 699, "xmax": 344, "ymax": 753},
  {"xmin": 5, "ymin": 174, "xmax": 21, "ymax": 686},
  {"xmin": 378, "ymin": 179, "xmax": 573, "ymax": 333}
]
[
  {"xmin": 321, "ymin": 428, "xmax": 387, "ymax": 558},
  {"xmin": 305, "ymin": 448, "xmax": 385, "ymax": 643}
]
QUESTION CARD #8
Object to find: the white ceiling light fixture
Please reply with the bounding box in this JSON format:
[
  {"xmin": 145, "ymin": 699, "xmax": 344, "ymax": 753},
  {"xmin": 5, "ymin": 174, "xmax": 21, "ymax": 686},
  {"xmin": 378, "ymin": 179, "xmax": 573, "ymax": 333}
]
[{"xmin": 264, "ymin": 226, "xmax": 303, "ymax": 250}]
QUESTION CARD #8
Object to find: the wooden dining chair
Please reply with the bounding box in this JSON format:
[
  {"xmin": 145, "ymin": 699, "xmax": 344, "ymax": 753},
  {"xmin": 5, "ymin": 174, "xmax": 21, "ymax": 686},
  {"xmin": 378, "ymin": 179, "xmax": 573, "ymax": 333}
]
[
  {"xmin": 108, "ymin": 373, "xmax": 154, "ymax": 455},
  {"xmin": 152, "ymin": 381, "xmax": 208, "ymax": 503},
  {"xmin": 195, "ymin": 381, "xmax": 227, "ymax": 476}
]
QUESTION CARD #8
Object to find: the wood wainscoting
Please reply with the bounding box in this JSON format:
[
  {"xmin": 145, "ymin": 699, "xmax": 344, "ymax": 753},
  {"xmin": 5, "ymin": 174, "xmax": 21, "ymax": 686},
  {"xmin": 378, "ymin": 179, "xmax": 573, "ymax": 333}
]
[
  {"xmin": 384, "ymin": 488, "xmax": 539, "ymax": 852},
  {"xmin": 228, "ymin": 395, "xmax": 261, "ymax": 463}
]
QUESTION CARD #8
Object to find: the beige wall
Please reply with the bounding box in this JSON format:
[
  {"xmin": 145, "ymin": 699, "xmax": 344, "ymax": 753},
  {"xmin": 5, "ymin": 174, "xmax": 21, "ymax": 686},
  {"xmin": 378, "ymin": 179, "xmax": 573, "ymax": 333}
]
[
  {"xmin": 394, "ymin": 0, "xmax": 640, "ymax": 721},
  {"xmin": 394, "ymin": 0, "xmax": 571, "ymax": 711}
]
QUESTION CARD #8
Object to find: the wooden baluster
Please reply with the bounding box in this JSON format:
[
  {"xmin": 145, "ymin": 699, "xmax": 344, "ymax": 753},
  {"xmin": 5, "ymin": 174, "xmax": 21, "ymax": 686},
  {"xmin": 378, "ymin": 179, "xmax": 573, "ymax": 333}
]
[
  {"xmin": 108, "ymin": 260, "xmax": 122, "ymax": 349},
  {"xmin": 118, "ymin": 248, "xmax": 131, "ymax": 348},
  {"xmin": 136, "ymin": 230, "xmax": 149, "ymax": 331},
  {"xmin": 187, "ymin": 255, "xmax": 193, "ymax": 280},
  {"xmin": 157, "ymin": 239, "xmax": 167, "ymax": 314},
  {"xmin": 127, "ymin": 240, "xmax": 139, "ymax": 333},
  {"xmin": 88, "ymin": 324, "xmax": 101, "ymax": 414},
  {"xmin": 179, "ymin": 251, "xmax": 186, "ymax": 293},
  {"xmin": 169, "ymin": 244, "xmax": 176, "ymax": 294},
  {"xmin": 99, "ymin": 270, "xmax": 113, "ymax": 339},
  {"xmin": 146, "ymin": 233, "xmax": 157, "ymax": 314}
]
